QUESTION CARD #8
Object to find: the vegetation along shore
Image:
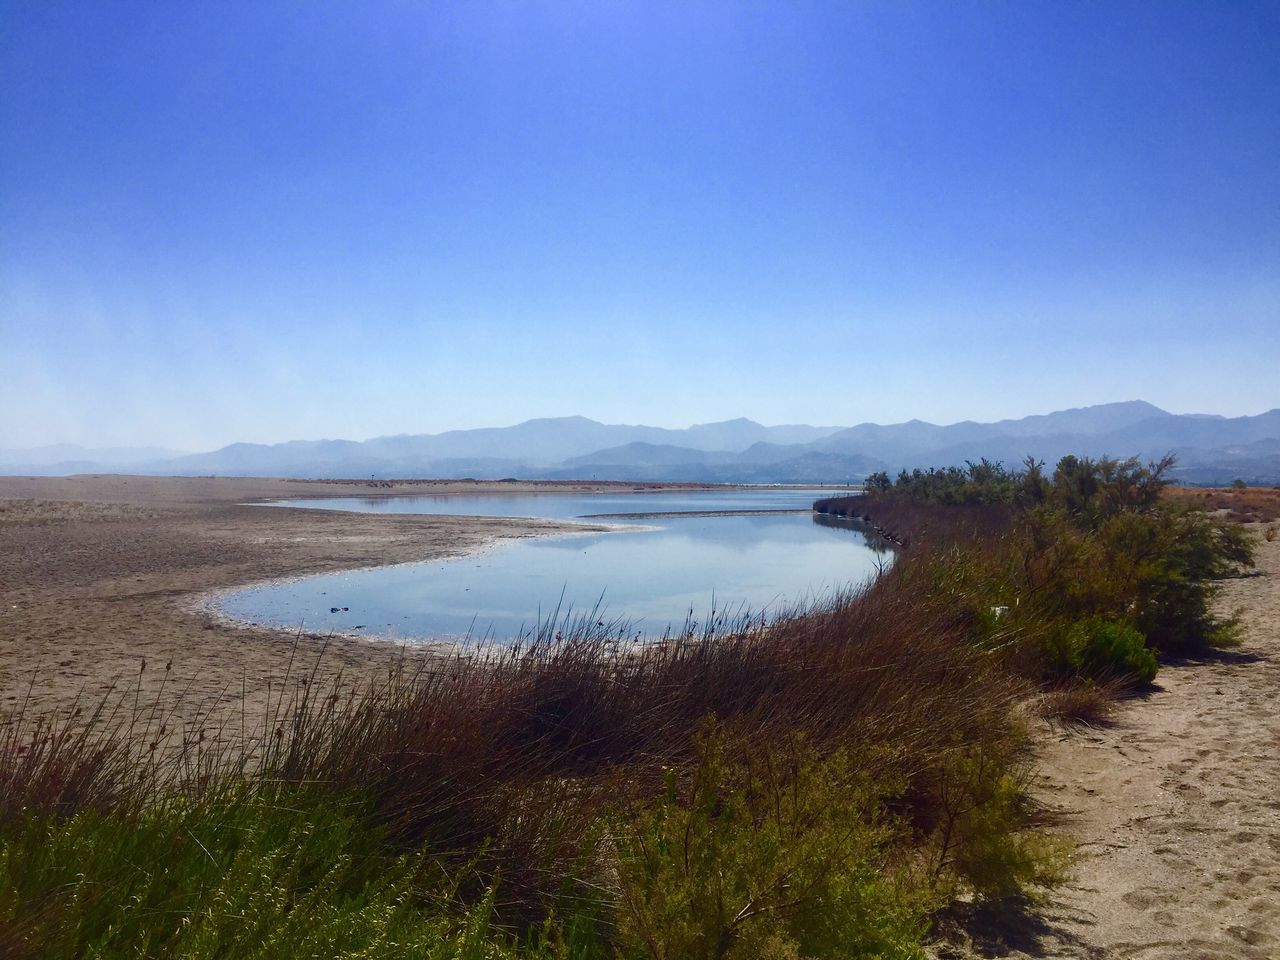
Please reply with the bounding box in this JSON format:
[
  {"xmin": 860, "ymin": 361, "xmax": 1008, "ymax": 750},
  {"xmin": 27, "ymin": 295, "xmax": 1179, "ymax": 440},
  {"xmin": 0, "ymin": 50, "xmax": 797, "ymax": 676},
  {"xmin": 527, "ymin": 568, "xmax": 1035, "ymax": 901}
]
[{"xmin": 1, "ymin": 466, "xmax": 1275, "ymax": 957}]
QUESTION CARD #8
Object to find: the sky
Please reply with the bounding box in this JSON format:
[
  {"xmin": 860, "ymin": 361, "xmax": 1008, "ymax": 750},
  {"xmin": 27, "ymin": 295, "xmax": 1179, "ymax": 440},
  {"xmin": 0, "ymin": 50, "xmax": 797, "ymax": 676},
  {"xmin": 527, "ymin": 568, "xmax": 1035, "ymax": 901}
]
[{"xmin": 2, "ymin": 1, "xmax": 1278, "ymax": 451}]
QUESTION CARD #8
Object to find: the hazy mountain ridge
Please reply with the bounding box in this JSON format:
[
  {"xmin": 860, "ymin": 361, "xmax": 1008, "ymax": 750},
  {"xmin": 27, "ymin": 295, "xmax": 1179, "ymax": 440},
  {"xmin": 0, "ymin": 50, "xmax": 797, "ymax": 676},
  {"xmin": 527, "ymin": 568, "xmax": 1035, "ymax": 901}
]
[
  {"xmin": 0, "ymin": 444, "xmax": 189, "ymax": 468},
  {"xmin": 4, "ymin": 403, "xmax": 1278, "ymax": 484}
]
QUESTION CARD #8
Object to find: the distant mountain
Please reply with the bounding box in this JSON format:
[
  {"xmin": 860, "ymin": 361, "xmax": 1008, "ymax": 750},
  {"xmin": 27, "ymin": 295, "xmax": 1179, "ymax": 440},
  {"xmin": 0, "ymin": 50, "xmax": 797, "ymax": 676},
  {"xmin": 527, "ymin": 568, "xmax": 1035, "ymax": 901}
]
[
  {"xmin": 975, "ymin": 399, "xmax": 1172, "ymax": 438},
  {"xmin": 562, "ymin": 443, "xmax": 741, "ymax": 469},
  {"xmin": 815, "ymin": 401, "xmax": 1175, "ymax": 463},
  {"xmin": 899, "ymin": 409, "xmax": 1280, "ymax": 475},
  {"xmin": 679, "ymin": 418, "xmax": 845, "ymax": 450},
  {"xmin": 0, "ymin": 444, "xmax": 189, "ymax": 475},
  {"xmin": 134, "ymin": 418, "xmax": 850, "ymax": 478},
  {"xmin": 5, "ymin": 403, "xmax": 1279, "ymax": 484}
]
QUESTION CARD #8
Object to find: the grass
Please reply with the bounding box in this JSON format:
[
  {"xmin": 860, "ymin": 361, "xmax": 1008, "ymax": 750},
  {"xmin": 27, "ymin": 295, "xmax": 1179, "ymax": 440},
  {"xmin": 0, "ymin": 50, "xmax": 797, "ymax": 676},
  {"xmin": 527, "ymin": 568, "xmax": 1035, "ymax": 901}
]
[
  {"xmin": 1165, "ymin": 484, "xmax": 1280, "ymax": 524},
  {"xmin": 1035, "ymin": 681, "xmax": 1119, "ymax": 727}
]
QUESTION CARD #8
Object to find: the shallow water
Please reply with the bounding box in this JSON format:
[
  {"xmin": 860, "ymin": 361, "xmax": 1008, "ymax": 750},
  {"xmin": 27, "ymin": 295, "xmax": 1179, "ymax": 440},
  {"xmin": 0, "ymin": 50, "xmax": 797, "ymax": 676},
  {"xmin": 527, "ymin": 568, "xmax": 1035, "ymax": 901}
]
[
  {"xmin": 221, "ymin": 489, "xmax": 885, "ymax": 643},
  {"xmin": 258, "ymin": 487, "xmax": 842, "ymax": 520}
]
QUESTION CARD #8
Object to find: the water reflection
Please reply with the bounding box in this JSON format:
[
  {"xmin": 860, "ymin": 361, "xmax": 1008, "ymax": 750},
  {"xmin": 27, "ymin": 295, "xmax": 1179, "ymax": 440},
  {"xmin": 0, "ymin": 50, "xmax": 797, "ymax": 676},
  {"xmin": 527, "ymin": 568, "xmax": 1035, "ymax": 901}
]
[
  {"xmin": 810, "ymin": 511, "xmax": 893, "ymax": 553},
  {"xmin": 223, "ymin": 491, "xmax": 883, "ymax": 644},
  {"xmin": 259, "ymin": 488, "xmax": 853, "ymax": 521}
]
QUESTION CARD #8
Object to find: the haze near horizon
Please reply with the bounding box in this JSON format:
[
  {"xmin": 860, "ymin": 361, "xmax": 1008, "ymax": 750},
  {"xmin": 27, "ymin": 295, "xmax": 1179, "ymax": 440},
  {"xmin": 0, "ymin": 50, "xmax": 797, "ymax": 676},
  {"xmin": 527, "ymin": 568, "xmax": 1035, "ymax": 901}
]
[{"xmin": 3, "ymin": 2, "xmax": 1277, "ymax": 450}]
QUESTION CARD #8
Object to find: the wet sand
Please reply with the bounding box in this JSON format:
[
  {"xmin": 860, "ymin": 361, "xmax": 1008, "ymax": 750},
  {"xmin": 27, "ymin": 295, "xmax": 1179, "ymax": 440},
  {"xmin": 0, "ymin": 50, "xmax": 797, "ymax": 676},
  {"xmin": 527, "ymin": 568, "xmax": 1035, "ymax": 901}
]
[{"xmin": 0, "ymin": 476, "xmax": 653, "ymax": 728}]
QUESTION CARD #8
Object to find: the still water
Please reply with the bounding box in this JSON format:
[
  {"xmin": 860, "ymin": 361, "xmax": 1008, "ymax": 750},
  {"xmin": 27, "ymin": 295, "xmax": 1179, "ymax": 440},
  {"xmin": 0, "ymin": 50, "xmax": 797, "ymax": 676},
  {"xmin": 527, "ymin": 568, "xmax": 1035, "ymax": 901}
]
[
  {"xmin": 219, "ymin": 489, "xmax": 885, "ymax": 644},
  {"xmin": 257, "ymin": 487, "xmax": 840, "ymax": 520}
]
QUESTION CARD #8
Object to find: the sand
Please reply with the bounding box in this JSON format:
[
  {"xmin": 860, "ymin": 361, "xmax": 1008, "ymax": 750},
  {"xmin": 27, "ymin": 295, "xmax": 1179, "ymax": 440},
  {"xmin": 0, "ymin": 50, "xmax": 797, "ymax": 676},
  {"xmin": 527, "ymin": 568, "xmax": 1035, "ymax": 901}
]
[
  {"xmin": 0, "ymin": 475, "xmax": 636, "ymax": 730},
  {"xmin": 949, "ymin": 531, "xmax": 1280, "ymax": 959},
  {"xmin": 4, "ymin": 476, "xmax": 1278, "ymax": 955}
]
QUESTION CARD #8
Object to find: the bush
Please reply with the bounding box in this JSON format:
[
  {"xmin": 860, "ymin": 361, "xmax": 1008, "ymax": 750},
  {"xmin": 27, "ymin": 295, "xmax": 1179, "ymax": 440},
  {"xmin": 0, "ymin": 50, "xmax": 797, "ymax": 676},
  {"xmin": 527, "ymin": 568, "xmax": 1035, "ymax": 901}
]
[
  {"xmin": 609, "ymin": 725, "xmax": 928, "ymax": 960},
  {"xmin": 921, "ymin": 748, "xmax": 1071, "ymax": 900},
  {"xmin": 838, "ymin": 455, "xmax": 1255, "ymax": 657},
  {"xmin": 1047, "ymin": 618, "xmax": 1157, "ymax": 687},
  {"xmin": 0, "ymin": 788, "xmax": 552, "ymax": 960}
]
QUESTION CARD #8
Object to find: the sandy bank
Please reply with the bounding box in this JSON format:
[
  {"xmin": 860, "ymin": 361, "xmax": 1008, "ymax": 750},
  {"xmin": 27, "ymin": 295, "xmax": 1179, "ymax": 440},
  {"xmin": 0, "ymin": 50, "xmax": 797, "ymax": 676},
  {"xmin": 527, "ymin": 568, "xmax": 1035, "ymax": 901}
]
[{"xmin": 0, "ymin": 475, "xmax": 649, "ymax": 730}]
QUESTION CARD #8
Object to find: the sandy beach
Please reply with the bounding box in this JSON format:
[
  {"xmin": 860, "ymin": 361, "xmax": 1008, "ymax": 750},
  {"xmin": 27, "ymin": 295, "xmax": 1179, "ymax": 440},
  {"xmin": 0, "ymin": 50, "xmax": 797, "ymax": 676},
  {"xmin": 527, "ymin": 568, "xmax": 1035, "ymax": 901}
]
[{"xmin": 0, "ymin": 476, "xmax": 658, "ymax": 729}]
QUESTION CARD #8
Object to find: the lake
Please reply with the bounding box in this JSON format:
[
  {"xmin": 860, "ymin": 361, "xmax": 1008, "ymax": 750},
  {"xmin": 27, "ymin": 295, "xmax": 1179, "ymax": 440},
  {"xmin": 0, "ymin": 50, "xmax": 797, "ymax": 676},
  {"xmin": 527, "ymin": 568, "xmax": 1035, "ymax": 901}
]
[{"xmin": 218, "ymin": 488, "xmax": 887, "ymax": 644}]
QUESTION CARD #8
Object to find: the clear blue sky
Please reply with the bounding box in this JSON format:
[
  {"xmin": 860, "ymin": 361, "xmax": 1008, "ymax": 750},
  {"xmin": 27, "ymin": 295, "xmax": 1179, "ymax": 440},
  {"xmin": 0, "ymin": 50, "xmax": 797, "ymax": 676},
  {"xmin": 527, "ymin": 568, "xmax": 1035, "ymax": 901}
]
[{"xmin": 3, "ymin": 1, "xmax": 1277, "ymax": 450}]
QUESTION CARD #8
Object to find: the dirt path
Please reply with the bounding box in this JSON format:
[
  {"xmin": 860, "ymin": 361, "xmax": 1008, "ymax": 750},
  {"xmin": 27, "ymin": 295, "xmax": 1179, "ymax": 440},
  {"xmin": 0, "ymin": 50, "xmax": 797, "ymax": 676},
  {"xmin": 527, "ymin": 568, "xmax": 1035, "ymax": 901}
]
[{"xmin": 968, "ymin": 532, "xmax": 1280, "ymax": 959}]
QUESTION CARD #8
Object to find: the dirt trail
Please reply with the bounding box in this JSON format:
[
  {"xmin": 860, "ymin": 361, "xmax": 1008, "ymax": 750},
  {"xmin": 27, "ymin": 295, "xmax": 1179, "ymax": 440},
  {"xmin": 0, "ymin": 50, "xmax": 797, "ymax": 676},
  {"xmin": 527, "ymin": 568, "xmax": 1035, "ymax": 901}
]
[{"xmin": 967, "ymin": 532, "xmax": 1280, "ymax": 959}]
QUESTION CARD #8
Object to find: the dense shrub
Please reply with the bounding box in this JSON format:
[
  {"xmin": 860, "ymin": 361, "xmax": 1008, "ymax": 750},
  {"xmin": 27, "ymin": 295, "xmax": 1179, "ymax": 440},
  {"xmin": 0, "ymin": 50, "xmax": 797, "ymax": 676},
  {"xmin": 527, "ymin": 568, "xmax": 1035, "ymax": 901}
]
[
  {"xmin": 0, "ymin": 790, "xmax": 551, "ymax": 960},
  {"xmin": 824, "ymin": 455, "xmax": 1254, "ymax": 660},
  {"xmin": 1045, "ymin": 618, "xmax": 1157, "ymax": 686},
  {"xmin": 609, "ymin": 726, "xmax": 928, "ymax": 960},
  {"xmin": 919, "ymin": 746, "xmax": 1070, "ymax": 900},
  {"xmin": 864, "ymin": 460, "xmax": 1016, "ymax": 507}
]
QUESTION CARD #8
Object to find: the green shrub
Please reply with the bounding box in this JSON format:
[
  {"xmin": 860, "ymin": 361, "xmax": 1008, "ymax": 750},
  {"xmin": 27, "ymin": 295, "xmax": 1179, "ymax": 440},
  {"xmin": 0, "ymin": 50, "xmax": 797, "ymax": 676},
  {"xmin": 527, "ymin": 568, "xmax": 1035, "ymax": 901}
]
[
  {"xmin": 1047, "ymin": 618, "xmax": 1157, "ymax": 686},
  {"xmin": 917, "ymin": 742, "xmax": 1071, "ymax": 902},
  {"xmin": 609, "ymin": 726, "xmax": 928, "ymax": 960},
  {"xmin": 0, "ymin": 788, "xmax": 574, "ymax": 960}
]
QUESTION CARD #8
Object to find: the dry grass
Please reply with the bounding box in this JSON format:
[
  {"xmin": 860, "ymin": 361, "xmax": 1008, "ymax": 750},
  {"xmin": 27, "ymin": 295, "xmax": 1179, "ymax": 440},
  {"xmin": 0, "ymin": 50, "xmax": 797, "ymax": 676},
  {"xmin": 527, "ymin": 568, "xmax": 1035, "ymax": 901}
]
[
  {"xmin": 1165, "ymin": 485, "xmax": 1280, "ymax": 524},
  {"xmin": 1035, "ymin": 681, "xmax": 1119, "ymax": 727}
]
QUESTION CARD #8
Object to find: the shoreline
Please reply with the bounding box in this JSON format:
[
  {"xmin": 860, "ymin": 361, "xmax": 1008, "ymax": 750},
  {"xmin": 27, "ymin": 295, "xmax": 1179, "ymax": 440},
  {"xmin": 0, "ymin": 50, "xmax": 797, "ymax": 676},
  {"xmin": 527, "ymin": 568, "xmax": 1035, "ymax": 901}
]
[
  {"xmin": 0, "ymin": 476, "xmax": 636, "ymax": 732},
  {"xmin": 187, "ymin": 518, "xmax": 637, "ymax": 647}
]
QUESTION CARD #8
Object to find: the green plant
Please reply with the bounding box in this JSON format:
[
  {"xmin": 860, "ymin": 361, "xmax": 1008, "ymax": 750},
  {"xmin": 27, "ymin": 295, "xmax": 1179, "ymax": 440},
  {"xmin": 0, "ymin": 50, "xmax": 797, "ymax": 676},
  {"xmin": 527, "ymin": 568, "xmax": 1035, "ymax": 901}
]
[
  {"xmin": 609, "ymin": 725, "xmax": 927, "ymax": 960},
  {"xmin": 920, "ymin": 746, "xmax": 1072, "ymax": 901},
  {"xmin": 0, "ymin": 788, "xmax": 566, "ymax": 960},
  {"xmin": 1045, "ymin": 618, "xmax": 1157, "ymax": 686}
]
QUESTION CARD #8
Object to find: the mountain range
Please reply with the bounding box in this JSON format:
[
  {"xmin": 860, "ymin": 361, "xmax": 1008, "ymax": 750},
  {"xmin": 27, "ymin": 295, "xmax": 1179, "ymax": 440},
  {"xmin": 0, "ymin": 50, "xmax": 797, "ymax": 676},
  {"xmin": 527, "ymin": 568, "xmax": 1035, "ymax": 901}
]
[{"xmin": 4, "ymin": 401, "xmax": 1279, "ymax": 485}]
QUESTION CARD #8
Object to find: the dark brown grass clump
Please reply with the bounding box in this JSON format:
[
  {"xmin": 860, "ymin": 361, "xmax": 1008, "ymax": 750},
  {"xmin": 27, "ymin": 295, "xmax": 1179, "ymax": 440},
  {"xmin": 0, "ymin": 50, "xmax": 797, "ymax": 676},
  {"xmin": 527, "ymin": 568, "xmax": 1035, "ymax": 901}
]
[
  {"xmin": 814, "ymin": 494, "xmax": 1014, "ymax": 548},
  {"xmin": 1035, "ymin": 681, "xmax": 1119, "ymax": 727}
]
